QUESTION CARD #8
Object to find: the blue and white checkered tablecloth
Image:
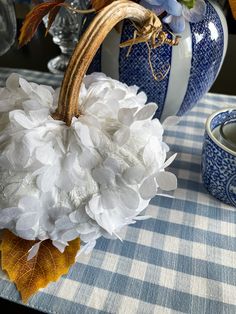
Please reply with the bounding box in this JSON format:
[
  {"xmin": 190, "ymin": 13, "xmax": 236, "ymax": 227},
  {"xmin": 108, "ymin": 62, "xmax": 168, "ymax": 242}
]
[{"xmin": 0, "ymin": 68, "xmax": 236, "ymax": 314}]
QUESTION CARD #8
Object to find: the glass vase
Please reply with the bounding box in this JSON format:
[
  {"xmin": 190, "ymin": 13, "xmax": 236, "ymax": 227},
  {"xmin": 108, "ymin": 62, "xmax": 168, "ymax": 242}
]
[{"xmin": 43, "ymin": 0, "xmax": 90, "ymax": 74}]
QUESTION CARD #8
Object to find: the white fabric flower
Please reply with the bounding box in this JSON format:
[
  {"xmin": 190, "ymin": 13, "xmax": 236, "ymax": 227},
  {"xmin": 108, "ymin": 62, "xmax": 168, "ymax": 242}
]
[{"xmin": 0, "ymin": 73, "xmax": 177, "ymax": 256}]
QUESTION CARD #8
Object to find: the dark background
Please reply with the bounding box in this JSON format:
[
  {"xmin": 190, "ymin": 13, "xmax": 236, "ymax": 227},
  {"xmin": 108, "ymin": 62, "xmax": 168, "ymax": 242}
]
[{"xmin": 0, "ymin": 4, "xmax": 235, "ymax": 314}]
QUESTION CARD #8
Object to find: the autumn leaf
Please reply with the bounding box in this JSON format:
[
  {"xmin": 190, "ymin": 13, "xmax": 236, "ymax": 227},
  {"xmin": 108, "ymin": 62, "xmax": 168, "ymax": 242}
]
[
  {"xmin": 91, "ymin": 0, "xmax": 115, "ymax": 11},
  {"xmin": 45, "ymin": 5, "xmax": 63, "ymax": 36},
  {"xmin": 91, "ymin": 0, "xmax": 138, "ymax": 12},
  {"xmin": 229, "ymin": 0, "xmax": 236, "ymax": 19},
  {"xmin": 45, "ymin": 2, "xmax": 96, "ymax": 34},
  {"xmin": 19, "ymin": 0, "xmax": 68, "ymax": 47},
  {"xmin": 0, "ymin": 230, "xmax": 80, "ymax": 303}
]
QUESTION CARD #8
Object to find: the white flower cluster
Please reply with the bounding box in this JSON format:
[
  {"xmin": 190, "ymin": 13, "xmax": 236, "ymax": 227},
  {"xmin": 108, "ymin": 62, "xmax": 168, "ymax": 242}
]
[{"xmin": 0, "ymin": 73, "xmax": 177, "ymax": 256}]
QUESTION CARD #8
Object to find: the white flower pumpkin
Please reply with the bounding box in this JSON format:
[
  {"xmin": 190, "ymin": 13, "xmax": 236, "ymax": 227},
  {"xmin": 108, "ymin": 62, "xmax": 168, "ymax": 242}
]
[{"xmin": 0, "ymin": 72, "xmax": 177, "ymax": 256}]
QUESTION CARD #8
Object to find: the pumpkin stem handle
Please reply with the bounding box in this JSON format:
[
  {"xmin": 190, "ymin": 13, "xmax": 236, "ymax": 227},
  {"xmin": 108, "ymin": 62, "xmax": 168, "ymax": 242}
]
[{"xmin": 53, "ymin": 0, "xmax": 158, "ymax": 125}]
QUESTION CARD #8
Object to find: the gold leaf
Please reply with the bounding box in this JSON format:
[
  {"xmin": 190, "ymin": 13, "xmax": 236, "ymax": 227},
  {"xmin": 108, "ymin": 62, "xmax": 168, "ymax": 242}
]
[{"xmin": 0, "ymin": 230, "xmax": 80, "ymax": 303}]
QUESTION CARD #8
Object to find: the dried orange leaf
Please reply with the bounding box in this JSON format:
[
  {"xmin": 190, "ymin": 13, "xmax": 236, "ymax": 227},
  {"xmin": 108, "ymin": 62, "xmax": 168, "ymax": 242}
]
[
  {"xmin": 0, "ymin": 230, "xmax": 80, "ymax": 303},
  {"xmin": 229, "ymin": 0, "xmax": 236, "ymax": 19},
  {"xmin": 19, "ymin": 0, "xmax": 68, "ymax": 47},
  {"xmin": 91, "ymin": 0, "xmax": 137, "ymax": 12},
  {"xmin": 91, "ymin": 0, "xmax": 114, "ymax": 11},
  {"xmin": 46, "ymin": 5, "xmax": 62, "ymax": 36}
]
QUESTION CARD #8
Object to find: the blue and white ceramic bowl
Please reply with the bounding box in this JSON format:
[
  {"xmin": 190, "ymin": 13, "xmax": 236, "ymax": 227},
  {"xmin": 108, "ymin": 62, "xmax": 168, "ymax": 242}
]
[{"xmin": 202, "ymin": 108, "xmax": 236, "ymax": 207}]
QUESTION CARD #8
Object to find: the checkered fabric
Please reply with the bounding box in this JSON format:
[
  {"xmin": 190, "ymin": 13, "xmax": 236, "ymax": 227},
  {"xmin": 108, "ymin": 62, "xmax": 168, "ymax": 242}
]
[
  {"xmin": 0, "ymin": 67, "xmax": 63, "ymax": 88},
  {"xmin": 0, "ymin": 68, "xmax": 236, "ymax": 314}
]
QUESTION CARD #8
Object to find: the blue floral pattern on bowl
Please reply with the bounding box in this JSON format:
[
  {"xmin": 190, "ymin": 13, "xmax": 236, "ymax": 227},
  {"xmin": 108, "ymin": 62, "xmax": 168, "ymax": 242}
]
[{"xmin": 202, "ymin": 109, "xmax": 236, "ymax": 207}]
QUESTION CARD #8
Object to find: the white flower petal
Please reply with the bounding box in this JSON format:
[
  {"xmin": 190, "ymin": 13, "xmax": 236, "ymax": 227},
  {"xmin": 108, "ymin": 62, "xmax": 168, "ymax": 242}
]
[
  {"xmin": 56, "ymin": 174, "xmax": 74, "ymax": 192},
  {"xmin": 76, "ymin": 240, "xmax": 97, "ymax": 258},
  {"xmin": 54, "ymin": 206, "xmax": 72, "ymax": 217},
  {"xmin": 162, "ymin": 116, "xmax": 181, "ymax": 129},
  {"xmin": 18, "ymin": 196, "xmax": 41, "ymax": 212},
  {"xmin": 156, "ymin": 193, "xmax": 175, "ymax": 199},
  {"xmin": 74, "ymin": 122, "xmax": 94, "ymax": 147},
  {"xmin": 0, "ymin": 100, "xmax": 12, "ymax": 112},
  {"xmin": 35, "ymin": 144, "xmax": 56, "ymax": 165},
  {"xmin": 63, "ymin": 153, "xmax": 76, "ymax": 171},
  {"xmin": 113, "ymin": 126, "xmax": 130, "ymax": 146},
  {"xmin": 136, "ymin": 90, "xmax": 147, "ymax": 104},
  {"xmin": 143, "ymin": 136, "xmax": 166, "ymax": 169},
  {"xmin": 0, "ymin": 207, "xmax": 22, "ymax": 227},
  {"xmin": 134, "ymin": 104, "xmax": 157, "ymax": 121},
  {"xmin": 11, "ymin": 141, "xmax": 30, "ymax": 168},
  {"xmin": 62, "ymin": 229, "xmax": 79, "ymax": 242},
  {"xmin": 123, "ymin": 166, "xmax": 145, "ymax": 184},
  {"xmin": 86, "ymin": 195, "xmax": 103, "ymax": 219},
  {"xmin": 27, "ymin": 241, "xmax": 41, "ymax": 261},
  {"xmin": 19, "ymin": 77, "xmax": 33, "ymax": 95},
  {"xmin": 106, "ymin": 88, "xmax": 126, "ymax": 101},
  {"xmin": 163, "ymin": 14, "xmax": 172, "ymax": 23},
  {"xmin": 118, "ymin": 107, "xmax": 137, "ymax": 126},
  {"xmin": 41, "ymin": 192, "xmax": 55, "ymax": 209},
  {"xmin": 103, "ymin": 157, "xmax": 121, "ymax": 173},
  {"xmin": 139, "ymin": 176, "xmax": 157, "ymax": 200},
  {"xmin": 163, "ymin": 153, "xmax": 177, "ymax": 169},
  {"xmin": 94, "ymin": 211, "xmax": 114, "ymax": 234},
  {"xmin": 52, "ymin": 240, "xmax": 67, "ymax": 253},
  {"xmin": 9, "ymin": 110, "xmax": 35, "ymax": 129},
  {"xmin": 0, "ymin": 155, "xmax": 10, "ymax": 168},
  {"xmin": 40, "ymin": 214, "xmax": 54, "ymax": 233},
  {"xmin": 92, "ymin": 167, "xmax": 115, "ymax": 186},
  {"xmin": 69, "ymin": 207, "xmax": 87, "ymax": 223},
  {"xmin": 76, "ymin": 222, "xmax": 95, "ymax": 235},
  {"xmin": 134, "ymin": 215, "xmax": 151, "ymax": 220},
  {"xmin": 182, "ymin": 0, "xmax": 206, "ymax": 23},
  {"xmin": 89, "ymin": 127, "xmax": 101, "ymax": 147},
  {"xmin": 36, "ymin": 166, "xmax": 59, "ymax": 192},
  {"xmin": 16, "ymin": 213, "xmax": 39, "ymax": 230},
  {"xmin": 6, "ymin": 73, "xmax": 20, "ymax": 91},
  {"xmin": 55, "ymin": 216, "xmax": 74, "ymax": 231},
  {"xmin": 78, "ymin": 148, "xmax": 101, "ymax": 169},
  {"xmin": 55, "ymin": 135, "xmax": 66, "ymax": 154},
  {"xmin": 156, "ymin": 171, "xmax": 177, "ymax": 191},
  {"xmin": 17, "ymin": 229, "xmax": 37, "ymax": 240},
  {"xmin": 80, "ymin": 228, "xmax": 101, "ymax": 243},
  {"xmin": 101, "ymin": 189, "xmax": 117, "ymax": 209},
  {"xmin": 28, "ymin": 108, "xmax": 49, "ymax": 123},
  {"xmin": 22, "ymin": 99, "xmax": 42, "ymax": 111},
  {"xmin": 119, "ymin": 186, "xmax": 139, "ymax": 209},
  {"xmin": 36, "ymin": 85, "xmax": 54, "ymax": 106}
]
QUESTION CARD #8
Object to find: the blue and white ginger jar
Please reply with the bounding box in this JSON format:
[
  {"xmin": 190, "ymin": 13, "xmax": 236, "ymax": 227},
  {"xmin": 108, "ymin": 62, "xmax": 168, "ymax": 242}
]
[{"xmin": 88, "ymin": 0, "xmax": 228, "ymax": 120}]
